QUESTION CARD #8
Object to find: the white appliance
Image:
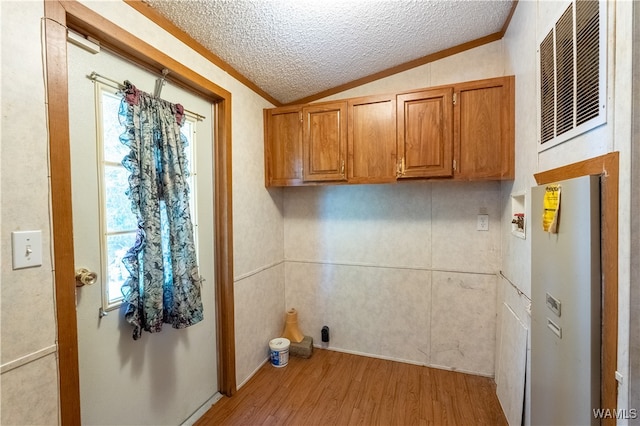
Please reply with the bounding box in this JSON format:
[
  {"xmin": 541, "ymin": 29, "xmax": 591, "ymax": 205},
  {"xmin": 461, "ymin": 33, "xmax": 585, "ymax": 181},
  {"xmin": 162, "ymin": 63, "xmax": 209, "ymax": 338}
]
[{"xmin": 531, "ymin": 175, "xmax": 601, "ymax": 425}]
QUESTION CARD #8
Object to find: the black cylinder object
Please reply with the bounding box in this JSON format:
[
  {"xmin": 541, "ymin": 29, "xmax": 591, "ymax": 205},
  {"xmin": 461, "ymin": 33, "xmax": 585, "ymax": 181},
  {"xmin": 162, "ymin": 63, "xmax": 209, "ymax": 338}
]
[{"xmin": 321, "ymin": 326, "xmax": 330, "ymax": 343}]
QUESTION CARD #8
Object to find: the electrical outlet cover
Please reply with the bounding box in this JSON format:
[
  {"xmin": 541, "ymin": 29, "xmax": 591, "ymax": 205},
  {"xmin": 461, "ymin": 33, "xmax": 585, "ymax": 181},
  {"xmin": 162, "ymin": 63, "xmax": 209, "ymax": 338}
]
[{"xmin": 477, "ymin": 214, "xmax": 489, "ymax": 231}]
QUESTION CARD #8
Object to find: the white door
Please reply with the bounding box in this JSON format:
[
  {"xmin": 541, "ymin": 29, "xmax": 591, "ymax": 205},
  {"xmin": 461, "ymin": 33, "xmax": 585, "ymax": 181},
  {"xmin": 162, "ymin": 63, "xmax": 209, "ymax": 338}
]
[{"xmin": 68, "ymin": 41, "xmax": 218, "ymax": 425}]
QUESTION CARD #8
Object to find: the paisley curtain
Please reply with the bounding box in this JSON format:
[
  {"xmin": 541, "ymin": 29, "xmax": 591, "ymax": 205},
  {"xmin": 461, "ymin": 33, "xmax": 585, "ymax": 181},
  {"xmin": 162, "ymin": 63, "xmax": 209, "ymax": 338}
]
[{"xmin": 119, "ymin": 81, "xmax": 203, "ymax": 340}]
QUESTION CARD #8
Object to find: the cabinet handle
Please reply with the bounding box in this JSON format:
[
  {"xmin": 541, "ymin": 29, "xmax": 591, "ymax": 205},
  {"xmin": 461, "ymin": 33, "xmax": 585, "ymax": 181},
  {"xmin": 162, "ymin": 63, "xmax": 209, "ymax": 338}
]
[{"xmin": 341, "ymin": 160, "xmax": 345, "ymax": 175}]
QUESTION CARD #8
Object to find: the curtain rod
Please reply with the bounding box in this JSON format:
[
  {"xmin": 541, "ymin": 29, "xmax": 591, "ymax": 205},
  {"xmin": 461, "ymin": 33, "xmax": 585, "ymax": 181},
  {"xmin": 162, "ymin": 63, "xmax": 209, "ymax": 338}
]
[{"xmin": 87, "ymin": 71, "xmax": 206, "ymax": 122}]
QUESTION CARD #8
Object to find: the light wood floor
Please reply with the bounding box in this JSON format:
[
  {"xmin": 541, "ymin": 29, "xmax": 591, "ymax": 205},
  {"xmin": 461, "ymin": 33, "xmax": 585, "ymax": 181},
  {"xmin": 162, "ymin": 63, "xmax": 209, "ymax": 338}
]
[{"xmin": 196, "ymin": 349, "xmax": 508, "ymax": 425}]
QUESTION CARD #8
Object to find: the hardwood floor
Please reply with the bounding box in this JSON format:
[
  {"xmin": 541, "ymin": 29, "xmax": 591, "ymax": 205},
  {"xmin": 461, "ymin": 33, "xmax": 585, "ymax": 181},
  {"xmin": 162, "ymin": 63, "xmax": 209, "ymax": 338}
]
[{"xmin": 196, "ymin": 349, "xmax": 508, "ymax": 425}]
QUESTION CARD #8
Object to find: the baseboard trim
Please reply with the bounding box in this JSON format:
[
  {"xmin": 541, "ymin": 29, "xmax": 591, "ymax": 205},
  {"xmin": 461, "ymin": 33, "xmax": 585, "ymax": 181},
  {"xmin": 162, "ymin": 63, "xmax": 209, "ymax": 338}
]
[{"xmin": 315, "ymin": 345, "xmax": 495, "ymax": 379}]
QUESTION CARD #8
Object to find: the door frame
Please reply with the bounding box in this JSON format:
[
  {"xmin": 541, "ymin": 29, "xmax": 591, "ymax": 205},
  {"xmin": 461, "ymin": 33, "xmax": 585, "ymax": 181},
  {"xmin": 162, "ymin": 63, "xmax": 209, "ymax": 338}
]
[
  {"xmin": 44, "ymin": 1, "xmax": 236, "ymax": 423},
  {"xmin": 534, "ymin": 151, "xmax": 619, "ymax": 425}
]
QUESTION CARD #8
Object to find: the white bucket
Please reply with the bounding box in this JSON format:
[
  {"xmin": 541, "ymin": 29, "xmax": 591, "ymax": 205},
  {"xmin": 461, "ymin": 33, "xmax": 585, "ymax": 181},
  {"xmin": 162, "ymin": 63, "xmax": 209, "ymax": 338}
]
[{"xmin": 269, "ymin": 337, "xmax": 290, "ymax": 368}]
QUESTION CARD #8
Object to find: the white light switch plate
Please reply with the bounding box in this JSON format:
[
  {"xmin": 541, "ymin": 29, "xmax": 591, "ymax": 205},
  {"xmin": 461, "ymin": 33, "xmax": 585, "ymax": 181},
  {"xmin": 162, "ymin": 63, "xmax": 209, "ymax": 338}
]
[
  {"xmin": 12, "ymin": 230, "xmax": 42, "ymax": 269},
  {"xmin": 477, "ymin": 214, "xmax": 489, "ymax": 231}
]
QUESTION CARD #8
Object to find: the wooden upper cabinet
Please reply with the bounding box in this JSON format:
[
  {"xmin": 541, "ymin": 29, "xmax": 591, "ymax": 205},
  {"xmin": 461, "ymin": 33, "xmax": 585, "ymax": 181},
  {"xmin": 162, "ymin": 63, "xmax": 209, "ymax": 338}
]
[
  {"xmin": 348, "ymin": 95, "xmax": 397, "ymax": 184},
  {"xmin": 453, "ymin": 76, "xmax": 515, "ymax": 180},
  {"xmin": 302, "ymin": 102, "xmax": 347, "ymax": 182},
  {"xmin": 264, "ymin": 106, "xmax": 302, "ymax": 187},
  {"xmin": 397, "ymin": 88, "xmax": 454, "ymax": 178},
  {"xmin": 263, "ymin": 75, "xmax": 515, "ymax": 187}
]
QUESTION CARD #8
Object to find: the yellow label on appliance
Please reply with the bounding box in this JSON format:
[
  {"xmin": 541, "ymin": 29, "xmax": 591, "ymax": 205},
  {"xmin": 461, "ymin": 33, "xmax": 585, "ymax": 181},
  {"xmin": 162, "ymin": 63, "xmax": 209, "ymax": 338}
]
[{"xmin": 543, "ymin": 184, "xmax": 561, "ymax": 233}]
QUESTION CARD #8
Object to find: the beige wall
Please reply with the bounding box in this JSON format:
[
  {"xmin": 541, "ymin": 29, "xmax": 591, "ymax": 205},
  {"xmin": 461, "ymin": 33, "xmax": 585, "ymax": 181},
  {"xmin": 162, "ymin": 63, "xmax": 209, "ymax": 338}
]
[
  {"xmin": 499, "ymin": 0, "xmax": 633, "ymax": 423},
  {"xmin": 283, "ymin": 41, "xmax": 506, "ymax": 376},
  {"xmin": 1, "ymin": 2, "xmax": 59, "ymax": 424}
]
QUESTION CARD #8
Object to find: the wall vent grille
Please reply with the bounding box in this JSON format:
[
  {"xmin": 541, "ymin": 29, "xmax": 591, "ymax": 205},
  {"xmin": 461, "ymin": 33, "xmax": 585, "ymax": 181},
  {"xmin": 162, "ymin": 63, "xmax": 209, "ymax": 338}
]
[{"xmin": 538, "ymin": 0, "xmax": 606, "ymax": 150}]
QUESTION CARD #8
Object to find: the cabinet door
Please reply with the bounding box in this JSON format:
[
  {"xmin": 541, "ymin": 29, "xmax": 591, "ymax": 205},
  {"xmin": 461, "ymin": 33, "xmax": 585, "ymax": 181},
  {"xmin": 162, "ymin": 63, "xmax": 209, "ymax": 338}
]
[
  {"xmin": 264, "ymin": 106, "xmax": 303, "ymax": 187},
  {"xmin": 303, "ymin": 102, "xmax": 347, "ymax": 182},
  {"xmin": 348, "ymin": 95, "xmax": 397, "ymax": 184},
  {"xmin": 454, "ymin": 76, "xmax": 515, "ymax": 180},
  {"xmin": 397, "ymin": 88, "xmax": 454, "ymax": 178}
]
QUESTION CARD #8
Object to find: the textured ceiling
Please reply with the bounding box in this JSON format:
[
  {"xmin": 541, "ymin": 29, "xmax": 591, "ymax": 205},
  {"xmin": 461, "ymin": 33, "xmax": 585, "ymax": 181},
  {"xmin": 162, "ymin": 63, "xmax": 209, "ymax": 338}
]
[{"xmin": 144, "ymin": 0, "xmax": 514, "ymax": 105}]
